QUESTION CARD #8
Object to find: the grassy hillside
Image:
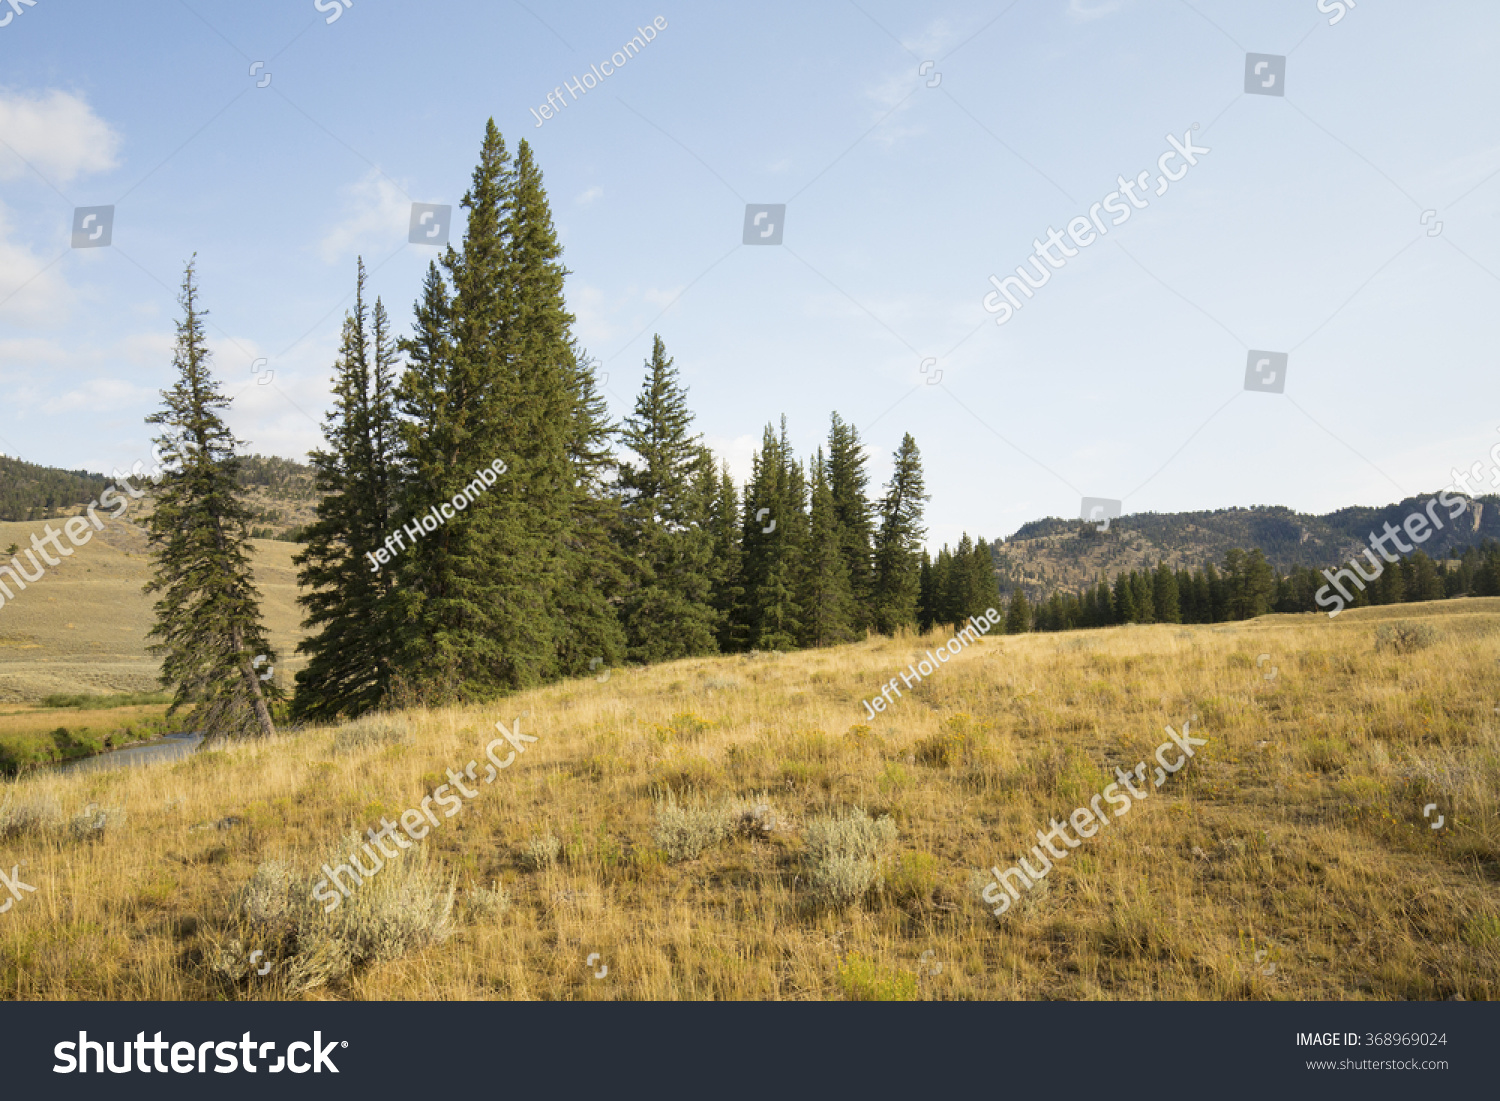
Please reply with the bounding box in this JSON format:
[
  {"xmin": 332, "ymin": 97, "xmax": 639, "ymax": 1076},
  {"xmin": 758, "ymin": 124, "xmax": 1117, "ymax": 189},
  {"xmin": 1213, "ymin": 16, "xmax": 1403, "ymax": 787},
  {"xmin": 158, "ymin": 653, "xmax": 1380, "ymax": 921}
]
[
  {"xmin": 0, "ymin": 515, "xmax": 308, "ymax": 704},
  {"xmin": 1, "ymin": 599, "xmax": 1495, "ymax": 1000}
]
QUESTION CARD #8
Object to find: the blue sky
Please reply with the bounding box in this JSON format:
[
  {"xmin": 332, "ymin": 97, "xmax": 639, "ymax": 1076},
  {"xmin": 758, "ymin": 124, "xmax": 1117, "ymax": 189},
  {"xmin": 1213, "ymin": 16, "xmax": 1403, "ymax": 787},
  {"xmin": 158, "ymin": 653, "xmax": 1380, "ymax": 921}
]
[{"xmin": 2, "ymin": 0, "xmax": 1498, "ymax": 552}]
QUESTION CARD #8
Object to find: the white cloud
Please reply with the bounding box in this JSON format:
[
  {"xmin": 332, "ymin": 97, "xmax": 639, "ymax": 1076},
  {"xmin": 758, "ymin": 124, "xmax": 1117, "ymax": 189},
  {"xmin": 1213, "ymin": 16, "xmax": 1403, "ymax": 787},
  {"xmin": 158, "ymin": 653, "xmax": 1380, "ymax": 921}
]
[
  {"xmin": 577, "ymin": 185, "xmax": 604, "ymax": 206},
  {"xmin": 316, "ymin": 170, "xmax": 411, "ymax": 265},
  {"xmin": 0, "ymin": 199, "xmax": 70, "ymax": 325},
  {"xmin": 0, "ymin": 88, "xmax": 121, "ymax": 184}
]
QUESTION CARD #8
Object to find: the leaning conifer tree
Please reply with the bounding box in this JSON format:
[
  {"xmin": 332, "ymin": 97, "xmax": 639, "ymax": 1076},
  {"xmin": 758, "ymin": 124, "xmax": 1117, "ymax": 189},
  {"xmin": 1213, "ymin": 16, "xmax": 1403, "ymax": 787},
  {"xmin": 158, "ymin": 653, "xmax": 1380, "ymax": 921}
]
[
  {"xmin": 144, "ymin": 259, "xmax": 277, "ymax": 740},
  {"xmin": 292, "ymin": 258, "xmax": 402, "ymax": 721}
]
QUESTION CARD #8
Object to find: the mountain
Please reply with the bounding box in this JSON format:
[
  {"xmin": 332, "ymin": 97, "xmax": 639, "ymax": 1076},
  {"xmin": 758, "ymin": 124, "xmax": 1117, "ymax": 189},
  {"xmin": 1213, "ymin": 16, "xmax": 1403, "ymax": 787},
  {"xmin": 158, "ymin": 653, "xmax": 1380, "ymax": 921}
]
[{"xmin": 991, "ymin": 494, "xmax": 1500, "ymax": 600}]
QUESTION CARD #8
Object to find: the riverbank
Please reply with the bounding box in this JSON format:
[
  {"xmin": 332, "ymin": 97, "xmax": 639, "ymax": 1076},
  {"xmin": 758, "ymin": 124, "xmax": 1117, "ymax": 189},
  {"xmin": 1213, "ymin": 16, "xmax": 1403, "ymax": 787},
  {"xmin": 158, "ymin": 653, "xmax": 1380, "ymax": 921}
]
[{"xmin": 0, "ymin": 699, "xmax": 188, "ymax": 774}]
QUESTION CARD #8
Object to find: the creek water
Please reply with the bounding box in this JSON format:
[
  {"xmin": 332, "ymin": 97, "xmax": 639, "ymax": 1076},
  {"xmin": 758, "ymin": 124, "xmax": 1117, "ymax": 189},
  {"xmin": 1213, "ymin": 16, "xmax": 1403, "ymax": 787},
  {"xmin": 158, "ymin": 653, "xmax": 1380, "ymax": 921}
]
[{"xmin": 54, "ymin": 732, "xmax": 203, "ymax": 774}]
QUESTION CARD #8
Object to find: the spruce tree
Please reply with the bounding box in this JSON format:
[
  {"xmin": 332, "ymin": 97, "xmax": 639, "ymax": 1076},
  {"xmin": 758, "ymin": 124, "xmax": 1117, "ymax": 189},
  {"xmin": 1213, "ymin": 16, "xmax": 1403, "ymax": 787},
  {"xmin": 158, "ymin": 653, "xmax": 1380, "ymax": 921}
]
[
  {"xmin": 144, "ymin": 260, "xmax": 277, "ymax": 741},
  {"xmin": 553, "ymin": 340, "xmax": 628, "ymax": 677},
  {"xmin": 942, "ymin": 534, "xmax": 976, "ymax": 628},
  {"xmin": 617, "ymin": 335, "xmax": 719, "ymax": 661},
  {"xmin": 826, "ymin": 412, "xmax": 874, "ymax": 630},
  {"xmin": 917, "ymin": 551, "xmax": 938, "ymax": 632},
  {"xmin": 708, "ymin": 459, "xmax": 746, "ymax": 652},
  {"xmin": 1004, "ymin": 588, "xmax": 1031, "ymax": 634},
  {"xmin": 870, "ymin": 433, "xmax": 928, "ymax": 635},
  {"xmin": 293, "ymin": 259, "xmax": 402, "ymax": 720},
  {"xmin": 798, "ymin": 449, "xmax": 859, "ymax": 647},
  {"xmin": 739, "ymin": 419, "xmax": 805, "ymax": 650},
  {"xmin": 395, "ymin": 123, "xmax": 581, "ymax": 698},
  {"xmin": 1152, "ymin": 562, "xmax": 1181, "ymax": 623}
]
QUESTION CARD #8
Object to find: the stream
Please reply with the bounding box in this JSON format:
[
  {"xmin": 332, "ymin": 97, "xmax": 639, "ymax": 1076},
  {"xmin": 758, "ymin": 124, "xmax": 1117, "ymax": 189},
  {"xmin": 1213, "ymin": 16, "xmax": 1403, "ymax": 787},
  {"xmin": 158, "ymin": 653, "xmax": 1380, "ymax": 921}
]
[{"xmin": 54, "ymin": 732, "xmax": 204, "ymax": 774}]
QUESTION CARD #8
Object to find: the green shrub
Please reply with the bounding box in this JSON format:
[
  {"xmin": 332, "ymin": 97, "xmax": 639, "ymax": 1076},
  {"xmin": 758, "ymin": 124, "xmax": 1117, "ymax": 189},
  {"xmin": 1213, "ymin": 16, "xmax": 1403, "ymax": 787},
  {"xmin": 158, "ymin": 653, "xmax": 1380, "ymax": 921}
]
[
  {"xmin": 886, "ymin": 851, "xmax": 941, "ymax": 907},
  {"xmin": 836, "ymin": 951, "xmax": 918, "ymax": 1001}
]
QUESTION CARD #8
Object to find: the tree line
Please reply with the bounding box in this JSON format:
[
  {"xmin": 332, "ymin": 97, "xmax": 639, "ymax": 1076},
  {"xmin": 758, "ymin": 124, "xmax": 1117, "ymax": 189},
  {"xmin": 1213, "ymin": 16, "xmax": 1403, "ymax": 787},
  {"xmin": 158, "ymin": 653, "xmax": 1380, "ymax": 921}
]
[
  {"xmin": 1018, "ymin": 542, "xmax": 1500, "ymax": 632},
  {"xmin": 139, "ymin": 122, "xmax": 933, "ymax": 736}
]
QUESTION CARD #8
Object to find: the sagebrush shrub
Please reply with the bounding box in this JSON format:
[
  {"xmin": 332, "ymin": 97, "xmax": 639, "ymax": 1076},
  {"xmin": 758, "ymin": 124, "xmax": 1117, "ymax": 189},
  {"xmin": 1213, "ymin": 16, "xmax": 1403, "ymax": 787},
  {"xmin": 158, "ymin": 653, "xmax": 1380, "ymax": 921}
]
[
  {"xmin": 0, "ymin": 793, "xmax": 63, "ymax": 839},
  {"xmin": 652, "ymin": 796, "xmax": 732, "ymax": 862},
  {"xmin": 522, "ymin": 831, "xmax": 562, "ymax": 871},
  {"xmin": 1375, "ymin": 621, "xmax": 1437, "ymax": 654},
  {"xmin": 332, "ymin": 713, "xmax": 411, "ymax": 752},
  {"xmin": 210, "ymin": 834, "xmax": 455, "ymax": 995},
  {"xmin": 804, "ymin": 806, "xmax": 896, "ymax": 907}
]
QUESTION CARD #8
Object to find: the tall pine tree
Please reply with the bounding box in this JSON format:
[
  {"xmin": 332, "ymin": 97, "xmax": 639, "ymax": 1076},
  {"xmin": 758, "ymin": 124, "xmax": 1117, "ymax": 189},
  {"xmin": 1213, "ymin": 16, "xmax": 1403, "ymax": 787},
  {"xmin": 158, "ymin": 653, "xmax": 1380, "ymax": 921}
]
[
  {"xmin": 798, "ymin": 449, "xmax": 859, "ymax": 646},
  {"xmin": 293, "ymin": 259, "xmax": 402, "ymax": 720},
  {"xmin": 870, "ymin": 433, "xmax": 928, "ymax": 635},
  {"xmin": 144, "ymin": 260, "xmax": 277, "ymax": 740},
  {"xmin": 617, "ymin": 335, "xmax": 719, "ymax": 660}
]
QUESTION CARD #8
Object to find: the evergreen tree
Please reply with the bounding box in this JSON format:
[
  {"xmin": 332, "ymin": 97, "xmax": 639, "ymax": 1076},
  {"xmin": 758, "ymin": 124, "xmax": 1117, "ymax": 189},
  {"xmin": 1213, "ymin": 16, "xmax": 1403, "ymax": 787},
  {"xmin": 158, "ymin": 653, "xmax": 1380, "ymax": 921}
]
[
  {"xmin": 941, "ymin": 534, "xmax": 976, "ymax": 628},
  {"xmin": 798, "ymin": 450, "xmax": 859, "ymax": 646},
  {"xmin": 870, "ymin": 433, "xmax": 928, "ymax": 635},
  {"xmin": 1004, "ymin": 588, "xmax": 1031, "ymax": 634},
  {"xmin": 293, "ymin": 259, "xmax": 402, "ymax": 720},
  {"xmin": 1131, "ymin": 570, "xmax": 1155, "ymax": 624},
  {"xmin": 826, "ymin": 412, "xmax": 874, "ymax": 631},
  {"xmin": 1113, "ymin": 572, "xmax": 1136, "ymax": 623},
  {"xmin": 740, "ymin": 419, "xmax": 805, "ymax": 650},
  {"xmin": 972, "ymin": 538, "xmax": 1003, "ymax": 619},
  {"xmin": 395, "ymin": 122, "xmax": 566, "ymax": 699},
  {"xmin": 1407, "ymin": 550, "xmax": 1444, "ymax": 602},
  {"xmin": 707, "ymin": 459, "xmax": 746, "ymax": 652},
  {"xmin": 553, "ymin": 340, "xmax": 629, "ymax": 677},
  {"xmin": 144, "ymin": 260, "xmax": 277, "ymax": 741},
  {"xmin": 617, "ymin": 335, "xmax": 719, "ymax": 660},
  {"xmin": 1153, "ymin": 562, "xmax": 1181, "ymax": 623},
  {"xmin": 917, "ymin": 551, "xmax": 938, "ymax": 632}
]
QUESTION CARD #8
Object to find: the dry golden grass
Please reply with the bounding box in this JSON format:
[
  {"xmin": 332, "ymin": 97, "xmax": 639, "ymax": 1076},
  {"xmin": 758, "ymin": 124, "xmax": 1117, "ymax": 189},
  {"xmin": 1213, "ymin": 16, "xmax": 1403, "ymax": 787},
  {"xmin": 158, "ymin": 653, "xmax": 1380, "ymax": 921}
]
[
  {"xmin": 1, "ymin": 598, "xmax": 1497, "ymax": 1001},
  {"xmin": 0, "ymin": 517, "xmax": 307, "ymax": 703}
]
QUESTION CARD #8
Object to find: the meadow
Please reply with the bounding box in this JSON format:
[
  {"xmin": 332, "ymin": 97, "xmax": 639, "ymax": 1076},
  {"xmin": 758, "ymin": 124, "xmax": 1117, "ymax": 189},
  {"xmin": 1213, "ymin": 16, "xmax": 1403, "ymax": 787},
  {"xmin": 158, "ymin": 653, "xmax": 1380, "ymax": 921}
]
[{"xmin": 0, "ymin": 598, "xmax": 1496, "ymax": 1001}]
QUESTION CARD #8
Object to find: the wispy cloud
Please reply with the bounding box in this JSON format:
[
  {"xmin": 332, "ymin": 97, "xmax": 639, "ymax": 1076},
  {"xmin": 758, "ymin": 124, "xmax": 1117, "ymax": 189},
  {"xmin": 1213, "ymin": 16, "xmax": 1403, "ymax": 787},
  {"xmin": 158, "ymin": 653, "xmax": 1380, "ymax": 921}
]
[
  {"xmin": 0, "ymin": 88, "xmax": 121, "ymax": 186},
  {"xmin": 316, "ymin": 170, "xmax": 410, "ymax": 265}
]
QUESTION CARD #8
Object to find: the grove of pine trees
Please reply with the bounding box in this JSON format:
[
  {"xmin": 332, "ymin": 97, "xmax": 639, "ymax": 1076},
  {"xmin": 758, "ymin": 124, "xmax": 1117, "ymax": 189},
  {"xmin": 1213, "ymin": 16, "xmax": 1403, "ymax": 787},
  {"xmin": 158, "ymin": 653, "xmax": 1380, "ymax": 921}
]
[{"xmin": 276, "ymin": 123, "xmax": 933, "ymax": 721}]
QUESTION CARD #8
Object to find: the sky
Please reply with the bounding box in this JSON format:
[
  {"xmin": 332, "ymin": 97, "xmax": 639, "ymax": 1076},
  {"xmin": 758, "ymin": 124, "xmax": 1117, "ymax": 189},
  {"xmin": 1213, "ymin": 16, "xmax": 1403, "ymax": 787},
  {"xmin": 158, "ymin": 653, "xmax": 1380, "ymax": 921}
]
[{"xmin": 2, "ymin": 0, "xmax": 1498, "ymax": 553}]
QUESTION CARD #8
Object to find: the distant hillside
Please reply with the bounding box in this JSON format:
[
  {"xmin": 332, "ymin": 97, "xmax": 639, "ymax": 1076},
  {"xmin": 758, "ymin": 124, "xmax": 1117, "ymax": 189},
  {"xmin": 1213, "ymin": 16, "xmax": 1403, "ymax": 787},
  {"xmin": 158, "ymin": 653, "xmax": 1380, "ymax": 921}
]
[
  {"xmin": 234, "ymin": 454, "xmax": 318, "ymax": 540},
  {"xmin": 0, "ymin": 452, "xmax": 318, "ymax": 542},
  {"xmin": 0, "ymin": 456, "xmax": 110, "ymax": 521},
  {"xmin": 993, "ymin": 494, "xmax": 1500, "ymax": 600}
]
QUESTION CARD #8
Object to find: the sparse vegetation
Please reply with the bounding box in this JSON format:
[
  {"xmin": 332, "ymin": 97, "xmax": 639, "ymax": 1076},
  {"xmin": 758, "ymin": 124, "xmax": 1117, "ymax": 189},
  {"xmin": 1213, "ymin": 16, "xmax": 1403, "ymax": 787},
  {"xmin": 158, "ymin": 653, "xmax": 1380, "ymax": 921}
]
[
  {"xmin": 1375, "ymin": 621, "xmax": 1438, "ymax": 654},
  {"xmin": 332, "ymin": 712, "xmax": 411, "ymax": 752},
  {"xmin": 0, "ymin": 599, "xmax": 1497, "ymax": 1000}
]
